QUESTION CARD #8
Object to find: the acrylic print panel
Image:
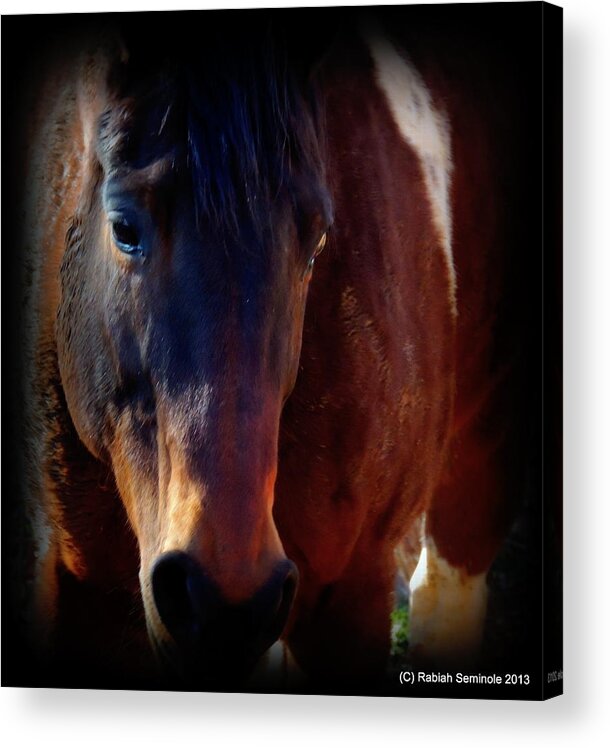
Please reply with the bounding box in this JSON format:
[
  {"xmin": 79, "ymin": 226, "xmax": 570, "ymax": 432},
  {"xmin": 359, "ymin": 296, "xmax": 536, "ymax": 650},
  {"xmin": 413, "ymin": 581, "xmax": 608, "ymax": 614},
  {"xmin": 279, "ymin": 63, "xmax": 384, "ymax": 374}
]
[{"xmin": 1, "ymin": 2, "xmax": 562, "ymax": 699}]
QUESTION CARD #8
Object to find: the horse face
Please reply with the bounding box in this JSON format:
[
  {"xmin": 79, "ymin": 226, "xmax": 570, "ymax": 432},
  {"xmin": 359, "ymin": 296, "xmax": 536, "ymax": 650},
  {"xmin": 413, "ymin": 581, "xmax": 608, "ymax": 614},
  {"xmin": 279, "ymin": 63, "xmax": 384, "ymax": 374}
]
[{"xmin": 56, "ymin": 83, "xmax": 330, "ymax": 680}]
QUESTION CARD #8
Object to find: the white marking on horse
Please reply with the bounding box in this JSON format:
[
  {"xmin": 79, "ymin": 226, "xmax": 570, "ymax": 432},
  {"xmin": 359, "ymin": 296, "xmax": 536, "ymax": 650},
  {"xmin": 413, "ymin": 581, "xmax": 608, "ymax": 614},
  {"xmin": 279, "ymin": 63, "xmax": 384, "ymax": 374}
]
[
  {"xmin": 365, "ymin": 28, "xmax": 456, "ymax": 314},
  {"xmin": 409, "ymin": 536, "xmax": 487, "ymax": 664}
]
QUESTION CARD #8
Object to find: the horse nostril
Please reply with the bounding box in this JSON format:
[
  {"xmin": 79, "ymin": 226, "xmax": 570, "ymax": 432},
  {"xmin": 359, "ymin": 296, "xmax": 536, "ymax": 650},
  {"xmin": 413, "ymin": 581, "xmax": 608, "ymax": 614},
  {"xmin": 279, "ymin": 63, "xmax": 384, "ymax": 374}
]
[
  {"xmin": 257, "ymin": 559, "xmax": 298, "ymax": 648},
  {"xmin": 151, "ymin": 551, "xmax": 217, "ymax": 642},
  {"xmin": 279, "ymin": 561, "xmax": 298, "ymax": 616},
  {"xmin": 149, "ymin": 553, "xmax": 298, "ymax": 679}
]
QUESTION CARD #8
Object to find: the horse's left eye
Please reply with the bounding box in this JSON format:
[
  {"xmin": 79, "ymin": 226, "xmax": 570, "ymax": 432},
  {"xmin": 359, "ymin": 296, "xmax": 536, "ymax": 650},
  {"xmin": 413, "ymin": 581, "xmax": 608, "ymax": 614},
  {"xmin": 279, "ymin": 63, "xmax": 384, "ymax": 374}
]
[
  {"xmin": 111, "ymin": 219, "xmax": 141, "ymax": 254},
  {"xmin": 304, "ymin": 232, "xmax": 327, "ymax": 278},
  {"xmin": 315, "ymin": 232, "xmax": 327, "ymax": 256},
  {"xmin": 309, "ymin": 232, "xmax": 327, "ymax": 266}
]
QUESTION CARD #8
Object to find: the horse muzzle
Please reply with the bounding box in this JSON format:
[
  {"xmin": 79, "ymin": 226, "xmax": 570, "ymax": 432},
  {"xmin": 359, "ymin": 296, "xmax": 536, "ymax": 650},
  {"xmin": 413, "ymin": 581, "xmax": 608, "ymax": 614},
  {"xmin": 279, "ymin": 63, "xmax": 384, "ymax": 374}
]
[{"xmin": 147, "ymin": 550, "xmax": 298, "ymax": 686}]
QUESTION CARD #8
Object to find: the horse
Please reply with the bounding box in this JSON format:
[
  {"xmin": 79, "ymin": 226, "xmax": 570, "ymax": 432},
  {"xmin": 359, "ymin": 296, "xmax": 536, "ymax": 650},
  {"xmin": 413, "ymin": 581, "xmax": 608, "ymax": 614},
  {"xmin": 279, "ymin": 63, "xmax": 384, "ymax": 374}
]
[{"xmin": 14, "ymin": 8, "xmax": 536, "ymax": 691}]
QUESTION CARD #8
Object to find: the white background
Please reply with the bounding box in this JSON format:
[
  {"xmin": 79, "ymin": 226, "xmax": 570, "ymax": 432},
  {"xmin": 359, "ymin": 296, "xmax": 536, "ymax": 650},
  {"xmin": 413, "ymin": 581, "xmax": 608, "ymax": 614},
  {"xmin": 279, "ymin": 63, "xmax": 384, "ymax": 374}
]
[{"xmin": 2, "ymin": 0, "xmax": 608, "ymax": 745}]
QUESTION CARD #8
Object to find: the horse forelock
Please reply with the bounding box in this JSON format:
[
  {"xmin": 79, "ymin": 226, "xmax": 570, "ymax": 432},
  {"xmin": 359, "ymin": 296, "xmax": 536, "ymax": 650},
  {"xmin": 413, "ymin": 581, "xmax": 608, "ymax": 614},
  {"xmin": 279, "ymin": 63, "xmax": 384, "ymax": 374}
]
[{"xmin": 97, "ymin": 30, "xmax": 326, "ymax": 243}]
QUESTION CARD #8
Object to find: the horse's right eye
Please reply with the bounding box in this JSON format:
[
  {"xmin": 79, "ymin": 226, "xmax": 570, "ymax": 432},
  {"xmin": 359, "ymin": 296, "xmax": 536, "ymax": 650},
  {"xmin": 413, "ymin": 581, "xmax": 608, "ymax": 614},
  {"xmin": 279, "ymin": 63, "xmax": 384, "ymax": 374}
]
[{"xmin": 111, "ymin": 219, "xmax": 141, "ymax": 255}]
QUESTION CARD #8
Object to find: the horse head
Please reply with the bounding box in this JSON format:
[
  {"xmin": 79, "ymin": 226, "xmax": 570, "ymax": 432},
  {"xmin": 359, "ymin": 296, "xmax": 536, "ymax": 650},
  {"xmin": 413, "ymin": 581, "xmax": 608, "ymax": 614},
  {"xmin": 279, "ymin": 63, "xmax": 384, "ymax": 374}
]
[{"xmin": 56, "ymin": 25, "xmax": 332, "ymax": 683}]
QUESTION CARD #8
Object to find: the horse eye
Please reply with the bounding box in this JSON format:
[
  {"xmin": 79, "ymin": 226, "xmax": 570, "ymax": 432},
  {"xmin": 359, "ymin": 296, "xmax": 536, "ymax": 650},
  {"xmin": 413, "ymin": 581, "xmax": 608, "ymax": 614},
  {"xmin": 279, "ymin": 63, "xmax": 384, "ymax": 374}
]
[
  {"xmin": 111, "ymin": 219, "xmax": 141, "ymax": 254},
  {"xmin": 315, "ymin": 232, "xmax": 327, "ymax": 256},
  {"xmin": 304, "ymin": 232, "xmax": 327, "ymax": 279}
]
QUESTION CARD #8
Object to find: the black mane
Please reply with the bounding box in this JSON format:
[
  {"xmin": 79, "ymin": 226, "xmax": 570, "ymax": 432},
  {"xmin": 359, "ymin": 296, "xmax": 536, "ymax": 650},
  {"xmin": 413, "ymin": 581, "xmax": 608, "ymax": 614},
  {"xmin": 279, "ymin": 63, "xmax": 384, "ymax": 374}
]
[{"xmin": 99, "ymin": 16, "xmax": 327, "ymax": 239}]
